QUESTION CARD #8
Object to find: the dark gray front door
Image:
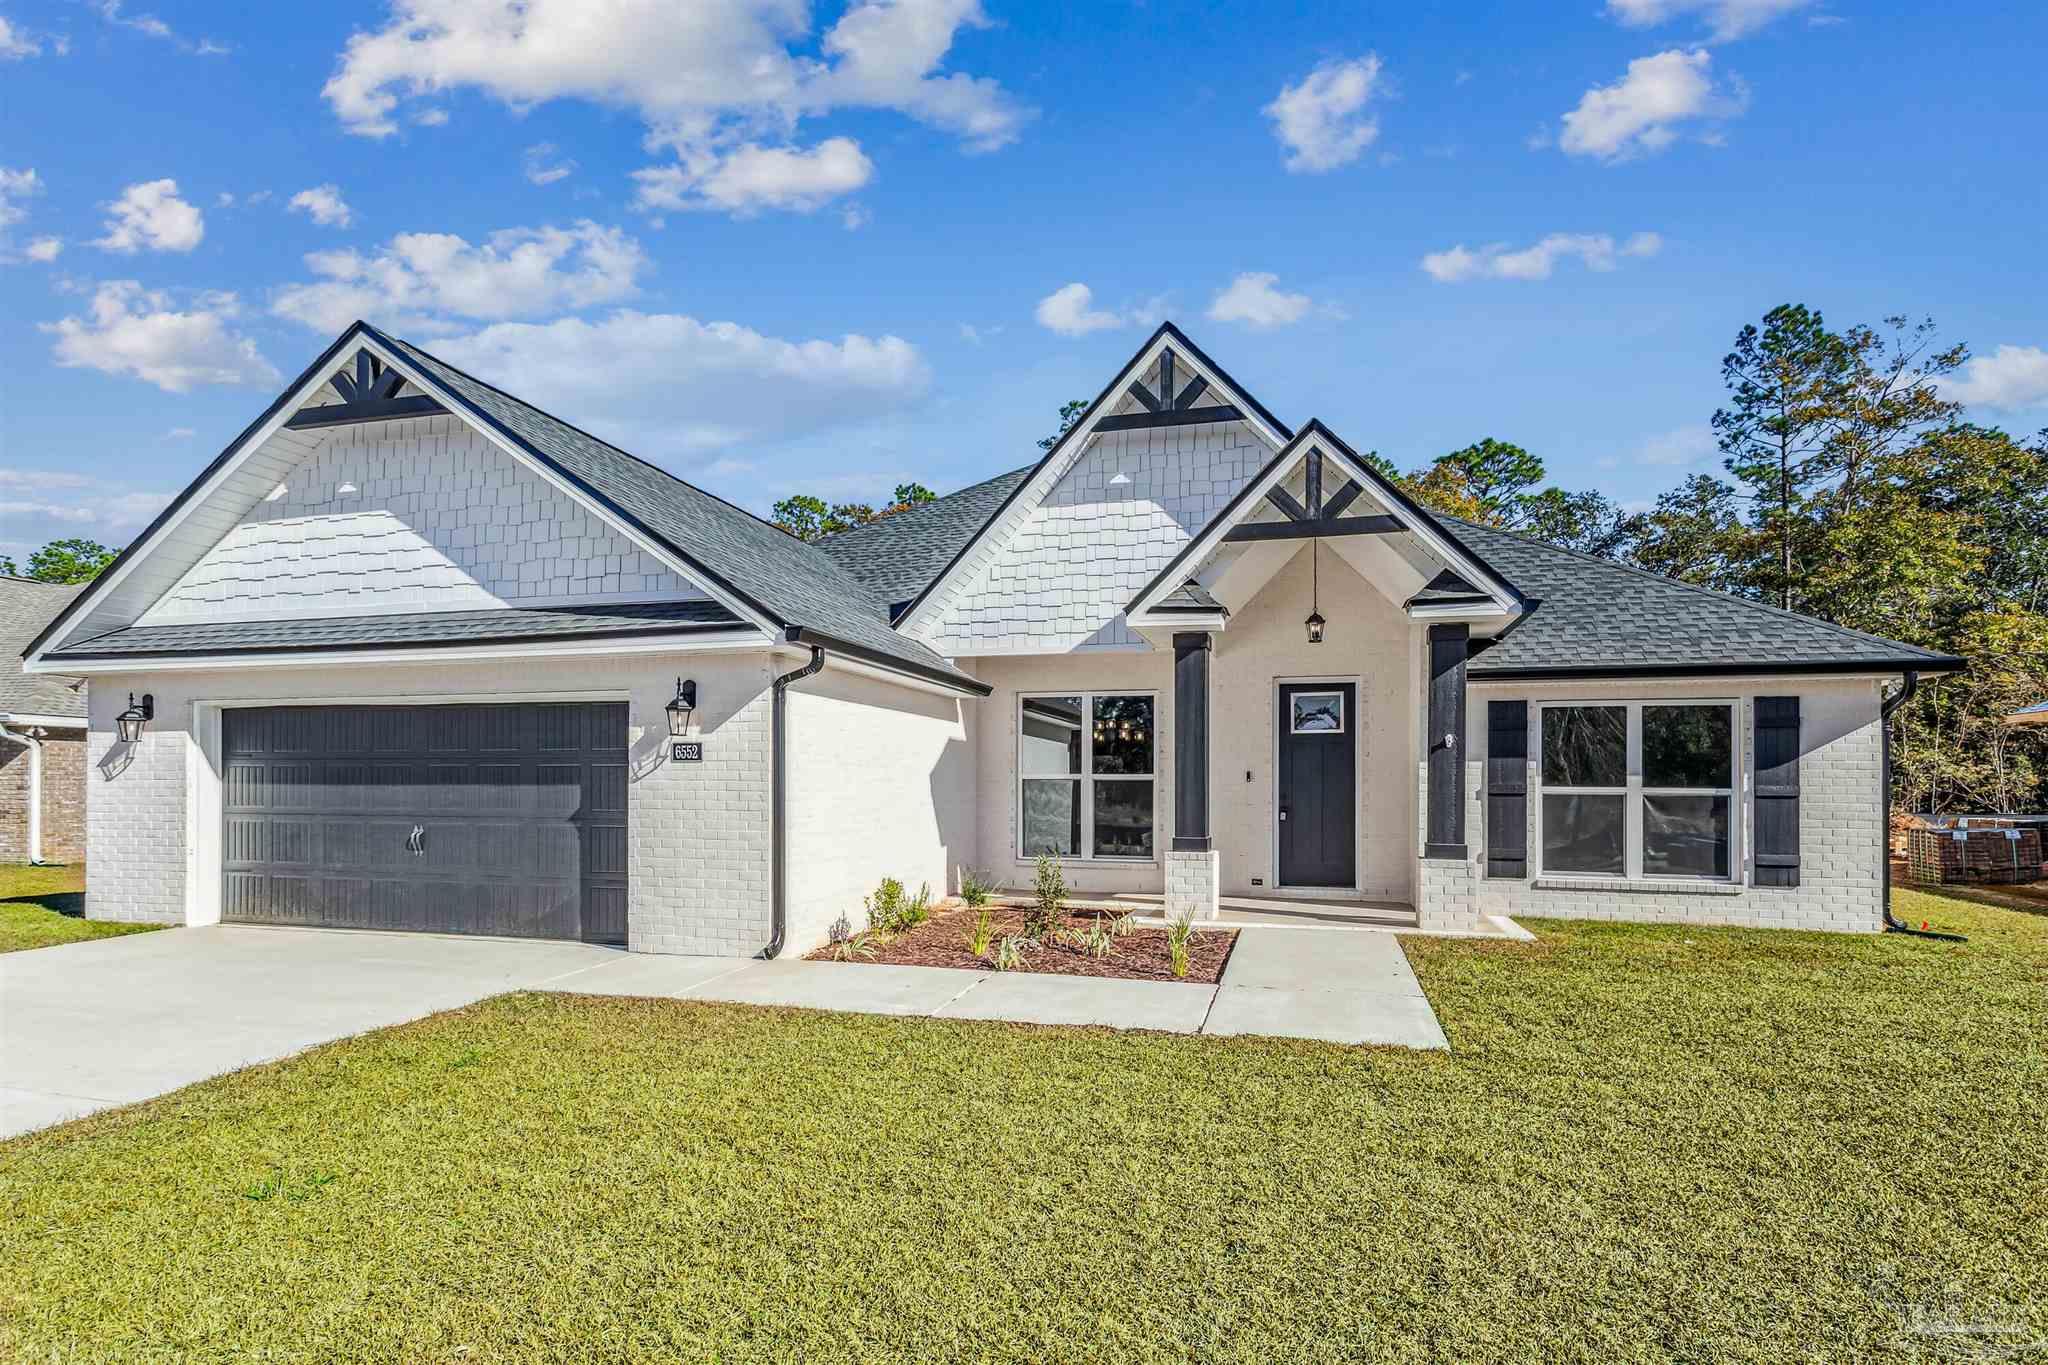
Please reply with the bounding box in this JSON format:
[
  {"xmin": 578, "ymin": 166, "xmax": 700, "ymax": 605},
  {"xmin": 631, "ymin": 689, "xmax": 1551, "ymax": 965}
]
[
  {"xmin": 222, "ymin": 703, "xmax": 628, "ymax": 944},
  {"xmin": 1277, "ymin": 683, "xmax": 1356, "ymax": 888}
]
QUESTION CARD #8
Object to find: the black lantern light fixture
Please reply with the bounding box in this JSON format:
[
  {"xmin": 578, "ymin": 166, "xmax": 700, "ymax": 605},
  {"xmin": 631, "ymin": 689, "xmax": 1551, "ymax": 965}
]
[
  {"xmin": 666, "ymin": 677, "xmax": 697, "ymax": 737},
  {"xmin": 1305, "ymin": 539, "xmax": 1326, "ymax": 645},
  {"xmin": 115, "ymin": 692, "xmax": 154, "ymax": 744}
]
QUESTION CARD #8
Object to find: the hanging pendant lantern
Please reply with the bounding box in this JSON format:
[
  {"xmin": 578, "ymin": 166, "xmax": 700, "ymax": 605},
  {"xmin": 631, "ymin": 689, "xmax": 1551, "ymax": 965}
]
[{"xmin": 1305, "ymin": 538, "xmax": 1326, "ymax": 645}]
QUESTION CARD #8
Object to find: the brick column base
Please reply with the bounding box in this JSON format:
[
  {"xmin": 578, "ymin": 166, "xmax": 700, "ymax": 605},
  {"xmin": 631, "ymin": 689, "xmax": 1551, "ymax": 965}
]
[
  {"xmin": 1418, "ymin": 854, "xmax": 1481, "ymax": 933},
  {"xmin": 1165, "ymin": 849, "xmax": 1220, "ymax": 921}
]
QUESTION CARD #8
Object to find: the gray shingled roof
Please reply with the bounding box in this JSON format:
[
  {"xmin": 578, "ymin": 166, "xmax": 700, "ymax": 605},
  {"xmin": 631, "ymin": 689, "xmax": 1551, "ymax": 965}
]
[
  {"xmin": 374, "ymin": 327, "xmax": 982, "ymax": 691},
  {"xmin": 1406, "ymin": 570, "xmax": 1487, "ymax": 607},
  {"xmin": 1, "ymin": 578, "xmax": 86, "ymax": 718},
  {"xmin": 817, "ymin": 466, "xmax": 1033, "ymax": 615},
  {"xmin": 46, "ymin": 601, "xmax": 742, "ymax": 660},
  {"xmin": 1445, "ymin": 517, "xmax": 1962, "ymax": 677},
  {"xmin": 1156, "ymin": 582, "xmax": 1226, "ymax": 612}
]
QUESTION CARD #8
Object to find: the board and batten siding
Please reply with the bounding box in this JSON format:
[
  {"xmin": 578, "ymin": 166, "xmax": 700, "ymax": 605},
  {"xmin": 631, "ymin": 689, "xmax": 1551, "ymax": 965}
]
[
  {"xmin": 82, "ymin": 652, "xmax": 779, "ymax": 956},
  {"xmin": 915, "ymin": 419, "xmax": 1275, "ymax": 655},
  {"xmin": 139, "ymin": 414, "xmax": 701, "ymax": 625},
  {"xmin": 1443, "ymin": 675, "xmax": 1889, "ymax": 933}
]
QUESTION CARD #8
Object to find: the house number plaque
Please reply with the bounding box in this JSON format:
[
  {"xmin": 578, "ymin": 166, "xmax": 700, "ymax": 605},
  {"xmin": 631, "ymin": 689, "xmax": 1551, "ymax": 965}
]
[{"xmin": 672, "ymin": 741, "xmax": 704, "ymax": 762}]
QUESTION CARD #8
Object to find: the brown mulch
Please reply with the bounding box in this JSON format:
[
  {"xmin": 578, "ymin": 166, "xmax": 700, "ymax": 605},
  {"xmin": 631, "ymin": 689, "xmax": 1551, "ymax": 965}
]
[{"xmin": 805, "ymin": 904, "xmax": 1237, "ymax": 984}]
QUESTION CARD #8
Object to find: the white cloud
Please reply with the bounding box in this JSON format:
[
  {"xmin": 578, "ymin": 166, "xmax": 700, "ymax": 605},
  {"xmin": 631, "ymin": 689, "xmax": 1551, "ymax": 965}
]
[
  {"xmin": 631, "ymin": 138, "xmax": 873, "ymax": 215},
  {"xmin": 94, "ymin": 178, "xmax": 205, "ymax": 252},
  {"xmin": 1422, "ymin": 231, "xmax": 1663, "ymax": 282},
  {"xmin": 288, "ymin": 184, "xmax": 354, "ymax": 228},
  {"xmin": 1559, "ymin": 49, "xmax": 1744, "ymax": 161},
  {"xmin": 0, "ymin": 167, "xmax": 53, "ymax": 264},
  {"xmin": 1206, "ymin": 272, "xmax": 1315, "ymax": 329},
  {"xmin": 1636, "ymin": 423, "xmax": 1716, "ymax": 466},
  {"xmin": 322, "ymin": 0, "xmax": 1029, "ymax": 217},
  {"xmin": 0, "ymin": 16, "xmax": 45, "ymax": 58},
  {"xmin": 1034, "ymin": 283, "xmax": 1131, "ymax": 337},
  {"xmin": 24, "ymin": 236, "xmax": 62, "ymax": 262},
  {"xmin": 1264, "ymin": 55, "xmax": 1385, "ymax": 173},
  {"xmin": 429, "ymin": 311, "xmax": 931, "ymax": 455},
  {"xmin": 90, "ymin": 1, "xmax": 227, "ymax": 54},
  {"xmin": 413, "ymin": 107, "xmax": 450, "ymax": 127},
  {"xmin": 1605, "ymin": 0, "xmax": 1813, "ymax": 41},
  {"xmin": 523, "ymin": 143, "xmax": 577, "ymax": 186},
  {"xmin": 1942, "ymin": 345, "xmax": 2048, "ymax": 413},
  {"xmin": 271, "ymin": 221, "xmax": 648, "ymax": 334},
  {"xmin": 0, "ymin": 470, "xmax": 174, "ymax": 564},
  {"xmin": 42, "ymin": 281, "xmax": 279, "ymax": 392},
  {"xmin": 840, "ymin": 202, "xmax": 871, "ymax": 231}
]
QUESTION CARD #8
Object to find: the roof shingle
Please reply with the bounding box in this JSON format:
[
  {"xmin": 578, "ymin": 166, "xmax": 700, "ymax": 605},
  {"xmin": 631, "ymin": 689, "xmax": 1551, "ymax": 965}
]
[
  {"xmin": 815, "ymin": 466, "xmax": 1033, "ymax": 615},
  {"xmin": 1, "ymin": 578, "xmax": 86, "ymax": 718}
]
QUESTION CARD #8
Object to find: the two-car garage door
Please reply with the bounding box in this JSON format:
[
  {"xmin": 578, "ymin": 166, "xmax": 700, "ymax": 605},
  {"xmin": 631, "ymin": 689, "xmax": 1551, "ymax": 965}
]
[{"xmin": 222, "ymin": 702, "xmax": 628, "ymax": 944}]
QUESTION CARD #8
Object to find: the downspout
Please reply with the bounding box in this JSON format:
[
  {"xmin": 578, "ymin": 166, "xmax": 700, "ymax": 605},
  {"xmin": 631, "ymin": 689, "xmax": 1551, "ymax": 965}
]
[
  {"xmin": 761, "ymin": 645, "xmax": 825, "ymax": 959},
  {"xmin": 1880, "ymin": 671, "xmax": 1966, "ymax": 942},
  {"xmin": 0, "ymin": 723, "xmax": 44, "ymax": 864}
]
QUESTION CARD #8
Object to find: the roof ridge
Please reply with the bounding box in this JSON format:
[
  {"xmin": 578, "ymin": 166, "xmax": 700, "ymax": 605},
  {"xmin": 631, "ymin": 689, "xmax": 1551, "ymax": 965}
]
[{"xmin": 1441, "ymin": 512, "xmax": 1955, "ymax": 661}]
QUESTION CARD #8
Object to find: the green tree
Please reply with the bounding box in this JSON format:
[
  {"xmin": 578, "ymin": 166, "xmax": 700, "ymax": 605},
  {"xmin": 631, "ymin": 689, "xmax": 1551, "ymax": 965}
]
[
  {"xmin": 771, "ymin": 484, "xmax": 937, "ymax": 541},
  {"xmin": 5, "ymin": 537, "xmax": 117, "ymax": 584},
  {"xmin": 1435, "ymin": 438, "xmax": 1545, "ymax": 524},
  {"xmin": 1038, "ymin": 399, "xmax": 1088, "ymax": 452}
]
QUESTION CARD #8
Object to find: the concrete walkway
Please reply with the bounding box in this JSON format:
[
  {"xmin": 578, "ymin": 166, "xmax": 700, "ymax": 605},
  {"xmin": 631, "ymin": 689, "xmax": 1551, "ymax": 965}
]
[
  {"xmin": 2, "ymin": 922, "xmax": 1445, "ymax": 1140},
  {"xmin": 551, "ymin": 926, "xmax": 1448, "ymax": 1048}
]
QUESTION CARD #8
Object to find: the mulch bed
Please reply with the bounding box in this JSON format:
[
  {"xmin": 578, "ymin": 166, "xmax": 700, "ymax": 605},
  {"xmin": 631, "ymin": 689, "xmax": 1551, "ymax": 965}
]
[{"xmin": 806, "ymin": 904, "xmax": 1237, "ymax": 984}]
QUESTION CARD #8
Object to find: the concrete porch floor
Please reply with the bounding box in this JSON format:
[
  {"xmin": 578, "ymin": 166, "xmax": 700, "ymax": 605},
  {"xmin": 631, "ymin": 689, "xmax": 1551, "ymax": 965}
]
[{"xmin": 993, "ymin": 890, "xmax": 1533, "ymax": 939}]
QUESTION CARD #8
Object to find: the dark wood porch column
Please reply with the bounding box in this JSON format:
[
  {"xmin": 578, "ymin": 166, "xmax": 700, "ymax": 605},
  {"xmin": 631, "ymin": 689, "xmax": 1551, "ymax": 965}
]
[
  {"xmin": 1172, "ymin": 631, "xmax": 1211, "ymax": 852},
  {"xmin": 1425, "ymin": 623, "xmax": 1469, "ymax": 859}
]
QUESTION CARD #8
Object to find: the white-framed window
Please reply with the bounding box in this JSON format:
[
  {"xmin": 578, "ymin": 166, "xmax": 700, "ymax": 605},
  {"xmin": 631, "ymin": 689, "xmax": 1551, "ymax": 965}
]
[
  {"xmin": 1289, "ymin": 690, "xmax": 1345, "ymax": 734},
  {"xmin": 1536, "ymin": 700, "xmax": 1738, "ymax": 881},
  {"xmin": 1018, "ymin": 691, "xmax": 1157, "ymax": 861}
]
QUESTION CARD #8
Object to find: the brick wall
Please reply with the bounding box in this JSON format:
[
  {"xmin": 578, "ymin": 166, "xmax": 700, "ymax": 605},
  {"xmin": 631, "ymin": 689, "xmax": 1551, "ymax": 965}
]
[
  {"xmin": 0, "ymin": 740, "xmax": 27, "ymax": 863},
  {"xmin": 140, "ymin": 414, "xmax": 699, "ymax": 624},
  {"xmin": 38, "ymin": 731, "xmax": 86, "ymax": 863},
  {"xmin": 82, "ymin": 652, "xmax": 780, "ymax": 954},
  {"xmin": 1458, "ymin": 676, "xmax": 1890, "ymax": 933}
]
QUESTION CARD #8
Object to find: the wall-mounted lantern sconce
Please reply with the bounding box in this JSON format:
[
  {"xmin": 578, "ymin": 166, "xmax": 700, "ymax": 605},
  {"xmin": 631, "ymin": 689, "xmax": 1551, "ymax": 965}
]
[
  {"xmin": 116, "ymin": 692, "xmax": 154, "ymax": 744},
  {"xmin": 666, "ymin": 678, "xmax": 697, "ymax": 737}
]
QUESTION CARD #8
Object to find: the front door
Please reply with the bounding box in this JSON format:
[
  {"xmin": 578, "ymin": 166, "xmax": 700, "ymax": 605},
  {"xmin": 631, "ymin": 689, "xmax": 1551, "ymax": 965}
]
[{"xmin": 1277, "ymin": 683, "xmax": 1356, "ymax": 888}]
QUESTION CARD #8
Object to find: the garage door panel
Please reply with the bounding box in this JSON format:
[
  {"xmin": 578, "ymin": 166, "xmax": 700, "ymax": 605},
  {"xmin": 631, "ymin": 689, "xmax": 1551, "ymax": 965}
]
[{"xmin": 223, "ymin": 703, "xmax": 628, "ymax": 944}]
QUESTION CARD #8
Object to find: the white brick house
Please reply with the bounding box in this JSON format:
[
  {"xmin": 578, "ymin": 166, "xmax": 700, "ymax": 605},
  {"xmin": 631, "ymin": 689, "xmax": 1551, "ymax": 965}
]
[{"xmin": 23, "ymin": 321, "xmax": 1961, "ymax": 955}]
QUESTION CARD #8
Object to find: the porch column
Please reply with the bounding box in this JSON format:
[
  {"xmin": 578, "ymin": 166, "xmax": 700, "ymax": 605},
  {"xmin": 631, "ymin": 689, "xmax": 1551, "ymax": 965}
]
[
  {"xmin": 1167, "ymin": 631, "xmax": 1219, "ymax": 920},
  {"xmin": 1424, "ymin": 623, "xmax": 1468, "ymax": 858}
]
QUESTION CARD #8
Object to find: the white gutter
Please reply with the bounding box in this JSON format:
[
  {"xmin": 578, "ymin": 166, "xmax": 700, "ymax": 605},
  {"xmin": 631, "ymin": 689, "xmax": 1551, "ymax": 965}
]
[{"xmin": 0, "ymin": 722, "xmax": 45, "ymax": 864}]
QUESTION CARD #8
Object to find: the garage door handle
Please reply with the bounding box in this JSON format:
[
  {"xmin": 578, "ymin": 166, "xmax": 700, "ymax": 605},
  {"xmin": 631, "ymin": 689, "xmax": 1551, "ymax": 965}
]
[{"xmin": 407, "ymin": 825, "xmax": 424, "ymax": 856}]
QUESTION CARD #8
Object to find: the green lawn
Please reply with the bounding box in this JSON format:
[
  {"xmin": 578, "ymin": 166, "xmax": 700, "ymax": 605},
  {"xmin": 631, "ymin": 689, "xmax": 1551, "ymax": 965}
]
[
  {"xmin": 0, "ymin": 863, "xmax": 159, "ymax": 954},
  {"xmin": 1, "ymin": 888, "xmax": 2041, "ymax": 1362}
]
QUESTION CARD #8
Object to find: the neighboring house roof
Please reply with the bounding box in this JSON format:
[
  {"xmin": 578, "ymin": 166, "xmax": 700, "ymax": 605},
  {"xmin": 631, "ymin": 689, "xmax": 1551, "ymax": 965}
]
[
  {"xmin": 44, "ymin": 601, "xmax": 744, "ymax": 661},
  {"xmin": 816, "ymin": 465, "xmax": 1034, "ymax": 616},
  {"xmin": 1, "ymin": 577, "xmax": 86, "ymax": 719},
  {"xmin": 2008, "ymin": 701, "xmax": 2048, "ymax": 725},
  {"xmin": 1448, "ymin": 517, "xmax": 1964, "ymax": 678}
]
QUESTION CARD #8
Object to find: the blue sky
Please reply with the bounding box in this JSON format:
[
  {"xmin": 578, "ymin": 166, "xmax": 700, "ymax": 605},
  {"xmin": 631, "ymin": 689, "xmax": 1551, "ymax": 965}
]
[{"xmin": 2, "ymin": 0, "xmax": 2045, "ymax": 564}]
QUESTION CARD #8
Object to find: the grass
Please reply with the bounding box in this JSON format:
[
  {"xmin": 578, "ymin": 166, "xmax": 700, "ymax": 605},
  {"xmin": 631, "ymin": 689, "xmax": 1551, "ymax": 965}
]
[
  {"xmin": 0, "ymin": 888, "xmax": 2042, "ymax": 1361},
  {"xmin": 0, "ymin": 863, "xmax": 159, "ymax": 954}
]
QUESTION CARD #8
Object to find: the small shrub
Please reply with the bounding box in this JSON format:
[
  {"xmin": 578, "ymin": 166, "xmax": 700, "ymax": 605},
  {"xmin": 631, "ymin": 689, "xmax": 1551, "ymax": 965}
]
[
  {"xmin": 993, "ymin": 935, "xmax": 1030, "ymax": 971},
  {"xmin": 831, "ymin": 932, "xmax": 877, "ymax": 962},
  {"xmin": 905, "ymin": 881, "xmax": 932, "ymax": 928},
  {"xmin": 964, "ymin": 905, "xmax": 996, "ymax": 957},
  {"xmin": 1166, "ymin": 913, "xmax": 1198, "ymax": 979},
  {"xmin": 864, "ymin": 877, "xmax": 909, "ymax": 933},
  {"xmin": 1108, "ymin": 913, "xmax": 1140, "ymax": 939},
  {"xmin": 1083, "ymin": 918, "xmax": 1115, "ymax": 959},
  {"xmin": 827, "ymin": 913, "xmax": 853, "ymax": 944},
  {"xmin": 1027, "ymin": 854, "xmax": 1067, "ymax": 939},
  {"xmin": 959, "ymin": 867, "xmax": 994, "ymax": 909}
]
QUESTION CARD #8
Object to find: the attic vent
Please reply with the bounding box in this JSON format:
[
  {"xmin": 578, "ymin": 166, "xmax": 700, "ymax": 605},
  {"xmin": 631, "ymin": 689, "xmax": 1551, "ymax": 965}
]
[
  {"xmin": 336, "ymin": 482, "xmax": 358, "ymax": 495},
  {"xmin": 265, "ymin": 484, "xmax": 288, "ymax": 502}
]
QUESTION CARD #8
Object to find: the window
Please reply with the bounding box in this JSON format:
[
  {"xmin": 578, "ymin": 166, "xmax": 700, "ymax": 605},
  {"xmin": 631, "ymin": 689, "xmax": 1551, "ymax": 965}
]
[
  {"xmin": 1019, "ymin": 692, "xmax": 1156, "ymax": 859},
  {"xmin": 1290, "ymin": 691, "xmax": 1345, "ymax": 734},
  {"xmin": 1537, "ymin": 701, "xmax": 1737, "ymax": 881}
]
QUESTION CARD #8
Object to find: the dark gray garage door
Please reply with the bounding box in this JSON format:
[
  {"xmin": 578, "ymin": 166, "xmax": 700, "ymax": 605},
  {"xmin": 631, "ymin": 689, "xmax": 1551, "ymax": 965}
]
[{"xmin": 222, "ymin": 702, "xmax": 628, "ymax": 944}]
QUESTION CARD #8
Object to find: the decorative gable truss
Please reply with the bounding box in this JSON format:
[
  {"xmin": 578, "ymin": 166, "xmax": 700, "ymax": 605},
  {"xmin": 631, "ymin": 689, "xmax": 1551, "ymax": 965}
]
[
  {"xmin": 25, "ymin": 325, "xmax": 777, "ymax": 662},
  {"xmin": 898, "ymin": 324, "xmax": 1295, "ymax": 655},
  {"xmin": 1124, "ymin": 420, "xmax": 1522, "ymax": 640}
]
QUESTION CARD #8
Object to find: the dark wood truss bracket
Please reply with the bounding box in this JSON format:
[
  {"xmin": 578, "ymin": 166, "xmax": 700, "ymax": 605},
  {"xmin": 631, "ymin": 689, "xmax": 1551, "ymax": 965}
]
[
  {"xmin": 1230, "ymin": 446, "xmax": 1397, "ymax": 541},
  {"xmin": 285, "ymin": 350, "xmax": 449, "ymax": 429},
  {"xmin": 1093, "ymin": 346, "xmax": 1246, "ymax": 432}
]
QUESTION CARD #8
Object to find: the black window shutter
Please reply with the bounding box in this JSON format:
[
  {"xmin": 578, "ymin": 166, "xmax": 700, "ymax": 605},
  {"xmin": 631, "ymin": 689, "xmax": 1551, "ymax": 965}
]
[
  {"xmin": 1486, "ymin": 700, "xmax": 1528, "ymax": 878},
  {"xmin": 1753, "ymin": 696, "xmax": 1801, "ymax": 887}
]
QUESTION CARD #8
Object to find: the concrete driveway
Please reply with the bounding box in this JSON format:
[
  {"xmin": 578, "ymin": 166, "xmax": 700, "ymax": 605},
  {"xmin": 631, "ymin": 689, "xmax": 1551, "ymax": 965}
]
[{"xmin": 1, "ymin": 926, "xmax": 623, "ymax": 1139}]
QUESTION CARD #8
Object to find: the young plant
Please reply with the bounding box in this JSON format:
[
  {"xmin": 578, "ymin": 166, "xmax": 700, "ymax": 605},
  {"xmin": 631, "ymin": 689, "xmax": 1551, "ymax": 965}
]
[
  {"xmin": 1166, "ymin": 913, "xmax": 1198, "ymax": 979},
  {"xmin": 959, "ymin": 867, "xmax": 994, "ymax": 909},
  {"xmin": 864, "ymin": 877, "xmax": 908, "ymax": 933},
  {"xmin": 831, "ymin": 931, "xmax": 877, "ymax": 962},
  {"xmin": 1084, "ymin": 918, "xmax": 1116, "ymax": 959},
  {"xmin": 1027, "ymin": 854, "xmax": 1067, "ymax": 939},
  {"xmin": 905, "ymin": 881, "xmax": 933, "ymax": 928},
  {"xmin": 964, "ymin": 905, "xmax": 996, "ymax": 957},
  {"xmin": 1108, "ymin": 913, "xmax": 1140, "ymax": 939},
  {"xmin": 993, "ymin": 935, "xmax": 1030, "ymax": 971}
]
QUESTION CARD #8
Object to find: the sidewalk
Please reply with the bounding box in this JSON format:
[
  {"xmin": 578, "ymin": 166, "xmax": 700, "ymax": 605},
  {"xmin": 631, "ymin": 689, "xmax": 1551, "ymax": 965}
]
[{"xmin": 550, "ymin": 927, "xmax": 1449, "ymax": 1049}]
